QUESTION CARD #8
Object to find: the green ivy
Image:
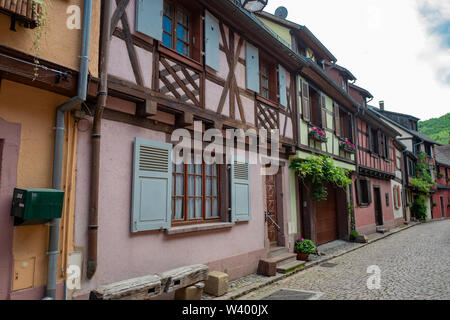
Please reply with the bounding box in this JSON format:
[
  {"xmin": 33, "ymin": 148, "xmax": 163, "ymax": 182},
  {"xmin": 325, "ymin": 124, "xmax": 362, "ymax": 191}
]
[
  {"xmin": 411, "ymin": 195, "xmax": 428, "ymax": 221},
  {"xmin": 410, "ymin": 152, "xmax": 436, "ymax": 195},
  {"xmin": 290, "ymin": 155, "xmax": 352, "ymax": 201}
]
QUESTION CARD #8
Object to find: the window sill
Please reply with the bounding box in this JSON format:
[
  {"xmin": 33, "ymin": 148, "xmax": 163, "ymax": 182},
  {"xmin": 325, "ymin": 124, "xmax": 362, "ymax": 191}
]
[
  {"xmin": 165, "ymin": 222, "xmax": 234, "ymax": 236},
  {"xmin": 256, "ymin": 95, "xmax": 281, "ymax": 109},
  {"xmin": 158, "ymin": 43, "xmax": 203, "ymax": 72}
]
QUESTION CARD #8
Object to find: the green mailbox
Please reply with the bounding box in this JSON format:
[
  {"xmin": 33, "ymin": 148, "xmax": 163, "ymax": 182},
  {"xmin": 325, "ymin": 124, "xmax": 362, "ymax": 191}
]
[{"xmin": 11, "ymin": 188, "xmax": 64, "ymax": 226}]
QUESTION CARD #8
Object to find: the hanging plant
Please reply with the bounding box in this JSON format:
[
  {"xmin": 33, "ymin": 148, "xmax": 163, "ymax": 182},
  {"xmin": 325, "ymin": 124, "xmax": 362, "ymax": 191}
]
[
  {"xmin": 410, "ymin": 152, "xmax": 436, "ymax": 195},
  {"xmin": 31, "ymin": 0, "xmax": 49, "ymax": 79},
  {"xmin": 290, "ymin": 155, "xmax": 352, "ymax": 201}
]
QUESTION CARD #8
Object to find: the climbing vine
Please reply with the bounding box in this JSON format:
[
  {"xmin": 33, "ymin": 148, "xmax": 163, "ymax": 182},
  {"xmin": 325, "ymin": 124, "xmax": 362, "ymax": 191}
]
[
  {"xmin": 410, "ymin": 152, "xmax": 436, "ymax": 195},
  {"xmin": 32, "ymin": 0, "xmax": 49, "ymax": 79},
  {"xmin": 290, "ymin": 155, "xmax": 352, "ymax": 201}
]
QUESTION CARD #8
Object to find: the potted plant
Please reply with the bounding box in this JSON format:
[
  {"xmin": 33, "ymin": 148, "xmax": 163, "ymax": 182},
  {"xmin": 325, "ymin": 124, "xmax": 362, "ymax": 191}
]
[
  {"xmin": 294, "ymin": 238, "xmax": 316, "ymax": 261},
  {"xmin": 349, "ymin": 230, "xmax": 359, "ymax": 242},
  {"xmin": 340, "ymin": 140, "xmax": 356, "ymax": 154},
  {"xmin": 309, "ymin": 127, "xmax": 327, "ymax": 143}
]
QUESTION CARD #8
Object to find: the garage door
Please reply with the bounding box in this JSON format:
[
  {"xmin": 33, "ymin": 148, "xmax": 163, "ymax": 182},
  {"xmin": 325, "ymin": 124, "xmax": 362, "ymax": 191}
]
[{"xmin": 315, "ymin": 186, "xmax": 338, "ymax": 245}]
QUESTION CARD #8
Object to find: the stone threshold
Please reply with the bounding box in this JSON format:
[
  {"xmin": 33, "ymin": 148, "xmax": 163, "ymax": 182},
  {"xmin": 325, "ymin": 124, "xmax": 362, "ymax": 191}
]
[{"xmin": 212, "ymin": 221, "xmax": 422, "ymax": 300}]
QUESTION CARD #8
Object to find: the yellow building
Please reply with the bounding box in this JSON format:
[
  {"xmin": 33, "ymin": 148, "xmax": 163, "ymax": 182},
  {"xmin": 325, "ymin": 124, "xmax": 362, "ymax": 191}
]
[{"xmin": 0, "ymin": 0, "xmax": 100, "ymax": 300}]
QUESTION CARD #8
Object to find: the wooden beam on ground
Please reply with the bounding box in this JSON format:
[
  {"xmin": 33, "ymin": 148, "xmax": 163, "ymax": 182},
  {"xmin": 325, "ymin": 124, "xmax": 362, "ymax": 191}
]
[
  {"xmin": 158, "ymin": 264, "xmax": 209, "ymax": 293},
  {"xmin": 89, "ymin": 275, "xmax": 161, "ymax": 300}
]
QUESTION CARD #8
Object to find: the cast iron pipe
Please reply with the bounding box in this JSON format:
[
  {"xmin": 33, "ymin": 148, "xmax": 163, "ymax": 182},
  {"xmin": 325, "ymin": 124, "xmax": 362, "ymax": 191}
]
[
  {"xmin": 46, "ymin": 0, "xmax": 93, "ymax": 300},
  {"xmin": 86, "ymin": 0, "xmax": 112, "ymax": 280}
]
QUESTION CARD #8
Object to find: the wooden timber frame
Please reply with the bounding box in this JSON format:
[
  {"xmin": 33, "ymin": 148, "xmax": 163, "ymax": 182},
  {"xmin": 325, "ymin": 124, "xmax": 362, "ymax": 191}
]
[{"xmin": 105, "ymin": 0, "xmax": 298, "ymax": 150}]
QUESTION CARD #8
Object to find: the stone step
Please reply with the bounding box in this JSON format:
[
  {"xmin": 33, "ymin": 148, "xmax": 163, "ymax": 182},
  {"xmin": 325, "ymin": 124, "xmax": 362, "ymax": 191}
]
[
  {"xmin": 376, "ymin": 226, "xmax": 388, "ymax": 233},
  {"xmin": 277, "ymin": 260, "xmax": 306, "ymax": 274},
  {"xmin": 265, "ymin": 252, "xmax": 297, "ymax": 267},
  {"xmin": 267, "ymin": 246, "xmax": 289, "ymax": 258}
]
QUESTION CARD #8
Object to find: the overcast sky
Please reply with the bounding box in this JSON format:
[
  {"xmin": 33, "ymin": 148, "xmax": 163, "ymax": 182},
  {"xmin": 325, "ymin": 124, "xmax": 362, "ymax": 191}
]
[{"xmin": 264, "ymin": 0, "xmax": 450, "ymax": 121}]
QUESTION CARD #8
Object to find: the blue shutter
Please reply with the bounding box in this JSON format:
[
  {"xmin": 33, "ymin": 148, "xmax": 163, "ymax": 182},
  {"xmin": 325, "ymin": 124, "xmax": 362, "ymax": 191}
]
[
  {"xmin": 231, "ymin": 158, "xmax": 251, "ymax": 222},
  {"xmin": 132, "ymin": 138, "xmax": 172, "ymax": 232},
  {"xmin": 136, "ymin": 0, "xmax": 163, "ymax": 41},
  {"xmin": 246, "ymin": 42, "xmax": 260, "ymax": 92},
  {"xmin": 278, "ymin": 64, "xmax": 287, "ymax": 107},
  {"xmin": 205, "ymin": 10, "xmax": 220, "ymax": 71}
]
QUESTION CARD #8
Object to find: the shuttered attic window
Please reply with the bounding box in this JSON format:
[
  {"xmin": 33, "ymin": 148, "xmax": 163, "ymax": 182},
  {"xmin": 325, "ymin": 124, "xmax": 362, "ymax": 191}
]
[{"xmin": 0, "ymin": 0, "xmax": 42, "ymax": 29}]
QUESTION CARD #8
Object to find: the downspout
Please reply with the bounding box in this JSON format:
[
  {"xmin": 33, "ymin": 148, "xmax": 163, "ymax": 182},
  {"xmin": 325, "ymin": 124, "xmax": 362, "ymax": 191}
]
[
  {"xmin": 87, "ymin": 0, "xmax": 112, "ymax": 280},
  {"xmin": 46, "ymin": 0, "xmax": 93, "ymax": 300}
]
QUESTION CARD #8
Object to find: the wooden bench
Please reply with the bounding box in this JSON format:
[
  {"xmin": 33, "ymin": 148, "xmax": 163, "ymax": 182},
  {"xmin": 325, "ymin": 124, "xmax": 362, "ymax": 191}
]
[{"xmin": 90, "ymin": 264, "xmax": 209, "ymax": 300}]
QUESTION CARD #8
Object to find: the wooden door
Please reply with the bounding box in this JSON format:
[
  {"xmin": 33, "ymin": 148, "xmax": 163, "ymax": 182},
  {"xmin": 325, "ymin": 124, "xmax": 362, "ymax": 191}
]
[
  {"xmin": 373, "ymin": 187, "xmax": 383, "ymax": 226},
  {"xmin": 266, "ymin": 174, "xmax": 278, "ymax": 245},
  {"xmin": 315, "ymin": 185, "xmax": 338, "ymax": 245}
]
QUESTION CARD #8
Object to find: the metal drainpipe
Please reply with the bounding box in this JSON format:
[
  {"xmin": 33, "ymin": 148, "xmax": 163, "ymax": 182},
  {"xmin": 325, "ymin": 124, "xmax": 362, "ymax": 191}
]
[
  {"xmin": 86, "ymin": 0, "xmax": 112, "ymax": 280},
  {"xmin": 45, "ymin": 0, "xmax": 93, "ymax": 300}
]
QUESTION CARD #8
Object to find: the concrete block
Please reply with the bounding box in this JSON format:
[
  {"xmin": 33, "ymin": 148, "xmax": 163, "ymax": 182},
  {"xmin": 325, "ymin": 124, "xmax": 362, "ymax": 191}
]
[
  {"xmin": 204, "ymin": 271, "xmax": 229, "ymax": 297},
  {"xmin": 174, "ymin": 285, "xmax": 203, "ymax": 300},
  {"xmin": 355, "ymin": 235, "xmax": 368, "ymax": 243}
]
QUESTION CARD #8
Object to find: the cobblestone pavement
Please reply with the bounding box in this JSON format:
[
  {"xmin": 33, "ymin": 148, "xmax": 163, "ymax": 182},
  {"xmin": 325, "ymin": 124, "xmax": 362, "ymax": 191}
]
[{"xmin": 239, "ymin": 220, "xmax": 450, "ymax": 300}]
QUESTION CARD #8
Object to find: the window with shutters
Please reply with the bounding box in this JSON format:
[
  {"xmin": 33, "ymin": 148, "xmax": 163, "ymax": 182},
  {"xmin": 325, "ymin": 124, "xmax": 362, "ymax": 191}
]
[
  {"xmin": 172, "ymin": 154, "xmax": 221, "ymax": 225},
  {"xmin": 356, "ymin": 178, "xmax": 371, "ymax": 206},
  {"xmin": 259, "ymin": 57, "xmax": 277, "ymax": 103},
  {"xmin": 310, "ymin": 89, "xmax": 321, "ymax": 128},
  {"xmin": 160, "ymin": 0, "xmax": 202, "ymax": 62},
  {"xmin": 340, "ymin": 109, "xmax": 353, "ymax": 143},
  {"xmin": 369, "ymin": 128, "xmax": 379, "ymax": 155},
  {"xmin": 384, "ymin": 135, "xmax": 390, "ymax": 160}
]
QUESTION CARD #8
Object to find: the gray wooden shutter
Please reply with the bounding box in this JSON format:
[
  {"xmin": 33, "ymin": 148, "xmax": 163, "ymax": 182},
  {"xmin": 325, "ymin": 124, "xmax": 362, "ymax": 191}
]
[
  {"xmin": 355, "ymin": 179, "xmax": 362, "ymax": 205},
  {"xmin": 131, "ymin": 138, "xmax": 172, "ymax": 232},
  {"xmin": 301, "ymin": 80, "xmax": 310, "ymax": 122},
  {"xmin": 136, "ymin": 0, "xmax": 163, "ymax": 41},
  {"xmin": 368, "ymin": 127, "xmax": 374, "ymax": 152},
  {"xmin": 205, "ymin": 10, "xmax": 220, "ymax": 71},
  {"xmin": 334, "ymin": 102, "xmax": 341, "ymax": 136},
  {"xmin": 367, "ymin": 180, "xmax": 372, "ymax": 204},
  {"xmin": 278, "ymin": 65, "xmax": 287, "ymax": 107},
  {"xmin": 378, "ymin": 130, "xmax": 383, "ymax": 157},
  {"xmin": 246, "ymin": 42, "xmax": 260, "ymax": 92},
  {"xmin": 231, "ymin": 158, "xmax": 251, "ymax": 222},
  {"xmin": 320, "ymin": 93, "xmax": 327, "ymax": 129}
]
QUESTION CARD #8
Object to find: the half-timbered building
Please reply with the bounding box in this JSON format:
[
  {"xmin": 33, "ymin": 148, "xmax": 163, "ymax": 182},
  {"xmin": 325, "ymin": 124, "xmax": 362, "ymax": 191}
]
[
  {"xmin": 349, "ymin": 85, "xmax": 401, "ymax": 235},
  {"xmin": 71, "ymin": 0, "xmax": 312, "ymax": 298},
  {"xmin": 256, "ymin": 12, "xmax": 364, "ymax": 246}
]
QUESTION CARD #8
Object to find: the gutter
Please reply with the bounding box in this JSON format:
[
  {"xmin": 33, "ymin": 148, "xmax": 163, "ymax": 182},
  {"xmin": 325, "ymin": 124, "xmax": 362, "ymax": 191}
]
[
  {"xmin": 87, "ymin": 0, "xmax": 112, "ymax": 280},
  {"xmin": 45, "ymin": 0, "xmax": 93, "ymax": 300}
]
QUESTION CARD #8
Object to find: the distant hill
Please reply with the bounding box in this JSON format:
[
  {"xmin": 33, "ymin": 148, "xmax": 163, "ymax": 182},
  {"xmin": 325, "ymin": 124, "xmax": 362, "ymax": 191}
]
[{"xmin": 418, "ymin": 113, "xmax": 450, "ymax": 145}]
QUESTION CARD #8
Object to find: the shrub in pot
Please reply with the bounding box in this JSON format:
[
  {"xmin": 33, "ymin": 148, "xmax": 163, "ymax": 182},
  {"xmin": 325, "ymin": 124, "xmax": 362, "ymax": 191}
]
[{"xmin": 294, "ymin": 238, "xmax": 316, "ymax": 261}]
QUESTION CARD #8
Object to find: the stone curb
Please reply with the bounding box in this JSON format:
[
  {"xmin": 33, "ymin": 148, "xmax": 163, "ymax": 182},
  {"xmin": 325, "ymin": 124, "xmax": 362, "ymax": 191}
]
[{"xmin": 215, "ymin": 221, "xmax": 422, "ymax": 300}]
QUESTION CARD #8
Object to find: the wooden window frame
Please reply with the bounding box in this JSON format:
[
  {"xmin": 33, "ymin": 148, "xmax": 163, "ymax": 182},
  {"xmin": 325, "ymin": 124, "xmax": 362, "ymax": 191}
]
[
  {"xmin": 172, "ymin": 160, "xmax": 221, "ymax": 226},
  {"xmin": 340, "ymin": 109, "xmax": 353, "ymax": 143},
  {"xmin": 160, "ymin": 0, "xmax": 203, "ymax": 65},
  {"xmin": 356, "ymin": 178, "xmax": 371, "ymax": 207},
  {"xmin": 259, "ymin": 55, "xmax": 278, "ymax": 104}
]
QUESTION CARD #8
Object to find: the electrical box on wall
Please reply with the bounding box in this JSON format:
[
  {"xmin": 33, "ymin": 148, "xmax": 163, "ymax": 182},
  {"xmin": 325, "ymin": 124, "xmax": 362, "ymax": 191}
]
[{"xmin": 11, "ymin": 188, "xmax": 64, "ymax": 226}]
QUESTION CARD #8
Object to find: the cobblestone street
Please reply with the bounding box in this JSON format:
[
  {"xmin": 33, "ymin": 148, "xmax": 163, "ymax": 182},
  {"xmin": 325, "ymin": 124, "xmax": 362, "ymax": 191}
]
[{"xmin": 239, "ymin": 220, "xmax": 450, "ymax": 300}]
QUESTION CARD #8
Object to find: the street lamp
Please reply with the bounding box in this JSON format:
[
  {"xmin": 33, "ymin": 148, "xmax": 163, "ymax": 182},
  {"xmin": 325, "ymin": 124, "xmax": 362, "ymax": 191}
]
[{"xmin": 242, "ymin": 0, "xmax": 268, "ymax": 13}]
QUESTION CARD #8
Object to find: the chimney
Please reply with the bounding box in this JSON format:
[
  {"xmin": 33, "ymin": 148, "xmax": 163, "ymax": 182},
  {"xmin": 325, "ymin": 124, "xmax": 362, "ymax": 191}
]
[{"xmin": 379, "ymin": 101, "xmax": 385, "ymax": 110}]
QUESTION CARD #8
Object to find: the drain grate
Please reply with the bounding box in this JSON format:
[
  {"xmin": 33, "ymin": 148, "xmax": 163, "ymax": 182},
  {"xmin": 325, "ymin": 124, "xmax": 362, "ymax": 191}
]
[
  {"xmin": 262, "ymin": 289, "xmax": 322, "ymax": 300},
  {"xmin": 320, "ymin": 262, "xmax": 338, "ymax": 268}
]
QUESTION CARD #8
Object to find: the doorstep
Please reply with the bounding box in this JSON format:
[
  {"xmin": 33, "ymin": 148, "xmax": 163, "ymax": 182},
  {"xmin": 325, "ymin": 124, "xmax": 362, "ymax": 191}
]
[{"xmin": 205, "ymin": 221, "xmax": 421, "ymax": 300}]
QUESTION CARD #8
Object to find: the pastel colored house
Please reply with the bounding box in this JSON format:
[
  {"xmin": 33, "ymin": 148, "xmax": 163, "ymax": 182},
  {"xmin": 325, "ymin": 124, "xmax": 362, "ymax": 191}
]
[
  {"xmin": 0, "ymin": 0, "xmax": 101, "ymax": 299},
  {"xmin": 433, "ymin": 146, "xmax": 450, "ymax": 219},
  {"xmin": 70, "ymin": 0, "xmax": 304, "ymax": 299}
]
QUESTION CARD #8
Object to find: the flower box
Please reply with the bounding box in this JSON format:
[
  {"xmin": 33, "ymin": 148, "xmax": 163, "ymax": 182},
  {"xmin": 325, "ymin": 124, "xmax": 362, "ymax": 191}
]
[
  {"xmin": 309, "ymin": 128, "xmax": 327, "ymax": 143},
  {"xmin": 0, "ymin": 0, "xmax": 42, "ymax": 29},
  {"xmin": 340, "ymin": 141, "xmax": 356, "ymax": 154}
]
